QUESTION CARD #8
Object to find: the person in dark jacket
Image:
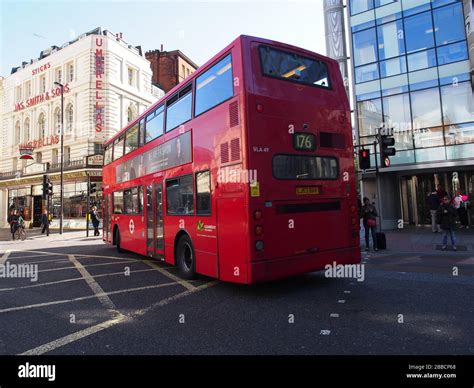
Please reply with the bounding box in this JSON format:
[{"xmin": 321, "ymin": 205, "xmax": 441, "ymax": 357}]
[
  {"xmin": 436, "ymin": 195, "xmax": 457, "ymax": 251},
  {"xmin": 360, "ymin": 197, "xmax": 378, "ymax": 252},
  {"xmin": 7, "ymin": 209, "xmax": 15, "ymax": 239},
  {"xmin": 427, "ymin": 189, "xmax": 441, "ymax": 233},
  {"xmin": 41, "ymin": 209, "xmax": 49, "ymax": 234},
  {"xmin": 90, "ymin": 206, "xmax": 100, "ymax": 236}
]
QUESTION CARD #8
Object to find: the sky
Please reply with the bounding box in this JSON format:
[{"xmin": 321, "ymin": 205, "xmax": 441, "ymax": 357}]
[{"xmin": 0, "ymin": 0, "xmax": 326, "ymax": 76}]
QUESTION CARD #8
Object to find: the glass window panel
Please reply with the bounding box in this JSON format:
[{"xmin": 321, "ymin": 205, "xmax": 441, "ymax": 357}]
[
  {"xmin": 411, "ymin": 88, "xmax": 443, "ymax": 128},
  {"xmin": 445, "ymin": 122, "xmax": 474, "ymax": 145},
  {"xmin": 353, "ymin": 28, "xmax": 378, "ymax": 66},
  {"xmin": 390, "ymin": 149, "xmax": 416, "ymax": 164},
  {"xmin": 196, "ymin": 171, "xmax": 211, "ymax": 215},
  {"xmin": 358, "ymin": 99, "xmax": 383, "ymax": 136},
  {"xmin": 195, "ymin": 55, "xmax": 233, "ymax": 116},
  {"xmin": 113, "ymin": 191, "xmax": 123, "ymax": 214},
  {"xmin": 272, "ymin": 155, "xmax": 338, "ymax": 180},
  {"xmin": 377, "ymin": 20, "xmax": 405, "ymax": 60},
  {"xmin": 407, "ymin": 49, "xmax": 437, "ymax": 71},
  {"xmin": 166, "ymin": 175, "xmax": 194, "ymax": 215},
  {"xmin": 446, "ymin": 143, "xmax": 474, "ymax": 160},
  {"xmin": 438, "ymin": 60, "xmax": 471, "ymax": 85},
  {"xmin": 124, "ymin": 123, "xmax": 139, "ymax": 154},
  {"xmin": 145, "ymin": 106, "xmax": 164, "ymax": 143},
  {"xmin": 441, "ymin": 83, "xmax": 474, "ymax": 125},
  {"xmin": 415, "ymin": 146, "xmax": 447, "ymax": 162},
  {"xmin": 437, "ymin": 41, "xmax": 469, "ymax": 66},
  {"xmin": 433, "ymin": 3, "xmax": 465, "ymax": 46},
  {"xmin": 351, "ymin": 11, "xmax": 376, "ymax": 33},
  {"xmin": 414, "ymin": 126, "xmax": 445, "ymax": 148},
  {"xmin": 431, "ymin": 0, "xmax": 458, "ymax": 8},
  {"xmin": 401, "ymin": 0, "xmax": 430, "ymax": 16},
  {"xmin": 404, "ymin": 12, "xmax": 435, "ymax": 53},
  {"xmin": 166, "ymin": 88, "xmax": 192, "ymax": 131},
  {"xmin": 375, "ymin": 1, "xmax": 402, "ymax": 24},
  {"xmin": 355, "ymin": 79, "xmax": 381, "ymax": 99},
  {"xmin": 383, "ymin": 93, "xmax": 413, "ymax": 149},
  {"xmin": 408, "ymin": 67, "xmax": 439, "ymax": 91},
  {"xmin": 375, "ymin": 0, "xmax": 395, "ymax": 6},
  {"xmin": 380, "ymin": 56, "xmax": 407, "ymax": 78},
  {"xmin": 351, "ymin": 0, "xmax": 374, "ymax": 15},
  {"xmin": 355, "ymin": 63, "xmax": 380, "ymax": 83},
  {"xmin": 381, "ymin": 73, "xmax": 409, "ymax": 95},
  {"xmin": 113, "ymin": 136, "xmax": 124, "ymax": 160}
]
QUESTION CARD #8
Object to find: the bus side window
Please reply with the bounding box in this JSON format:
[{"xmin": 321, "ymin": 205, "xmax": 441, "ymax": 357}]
[
  {"xmin": 196, "ymin": 170, "xmax": 211, "ymax": 215},
  {"xmin": 166, "ymin": 175, "xmax": 194, "ymax": 215},
  {"xmin": 113, "ymin": 191, "xmax": 123, "ymax": 214}
]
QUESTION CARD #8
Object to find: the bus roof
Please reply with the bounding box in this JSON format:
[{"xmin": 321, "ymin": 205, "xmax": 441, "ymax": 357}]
[{"xmin": 104, "ymin": 35, "xmax": 336, "ymax": 147}]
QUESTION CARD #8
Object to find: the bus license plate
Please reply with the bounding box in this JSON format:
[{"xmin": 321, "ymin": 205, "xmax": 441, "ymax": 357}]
[{"xmin": 296, "ymin": 186, "xmax": 320, "ymax": 195}]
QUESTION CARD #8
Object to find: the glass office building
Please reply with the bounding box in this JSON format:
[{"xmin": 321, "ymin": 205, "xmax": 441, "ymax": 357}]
[{"xmin": 347, "ymin": 0, "xmax": 474, "ymax": 228}]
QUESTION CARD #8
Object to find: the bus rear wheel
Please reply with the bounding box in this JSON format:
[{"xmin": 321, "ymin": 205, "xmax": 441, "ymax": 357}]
[
  {"xmin": 176, "ymin": 235, "xmax": 196, "ymax": 280},
  {"xmin": 115, "ymin": 228, "xmax": 124, "ymax": 253}
]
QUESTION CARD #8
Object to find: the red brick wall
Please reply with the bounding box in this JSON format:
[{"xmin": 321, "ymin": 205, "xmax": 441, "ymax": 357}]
[{"xmin": 145, "ymin": 51, "xmax": 178, "ymax": 93}]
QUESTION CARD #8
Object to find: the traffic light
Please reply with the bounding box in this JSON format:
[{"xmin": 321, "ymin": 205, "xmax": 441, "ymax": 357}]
[
  {"xmin": 380, "ymin": 134, "xmax": 396, "ymax": 168},
  {"xmin": 359, "ymin": 149, "xmax": 371, "ymax": 170},
  {"xmin": 42, "ymin": 175, "xmax": 48, "ymax": 200},
  {"xmin": 90, "ymin": 183, "xmax": 97, "ymax": 194},
  {"xmin": 47, "ymin": 180, "xmax": 53, "ymax": 196}
]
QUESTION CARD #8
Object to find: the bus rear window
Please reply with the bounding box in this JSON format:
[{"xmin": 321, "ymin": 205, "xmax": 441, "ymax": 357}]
[
  {"xmin": 273, "ymin": 155, "xmax": 338, "ymax": 180},
  {"xmin": 259, "ymin": 45, "xmax": 331, "ymax": 88}
]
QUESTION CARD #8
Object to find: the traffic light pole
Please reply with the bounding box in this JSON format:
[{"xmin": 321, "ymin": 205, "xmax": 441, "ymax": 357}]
[
  {"xmin": 374, "ymin": 139, "xmax": 383, "ymax": 233},
  {"xmin": 86, "ymin": 173, "xmax": 90, "ymax": 237}
]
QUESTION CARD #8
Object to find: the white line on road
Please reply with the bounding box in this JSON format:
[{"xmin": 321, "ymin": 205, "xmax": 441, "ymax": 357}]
[
  {"xmin": 68, "ymin": 254, "xmax": 118, "ymax": 313},
  {"xmin": 36, "ymin": 259, "xmax": 138, "ymax": 273},
  {"xmin": 0, "ymin": 281, "xmax": 179, "ymax": 314},
  {"xmin": 330, "ymin": 313, "xmax": 339, "ymax": 318},
  {"xmin": 338, "ymin": 300, "xmax": 346, "ymax": 304},
  {"xmin": 0, "ymin": 249, "xmax": 11, "ymax": 265},
  {"xmin": 143, "ymin": 259, "xmax": 196, "ymax": 290},
  {"xmin": 18, "ymin": 280, "xmax": 219, "ymax": 355}
]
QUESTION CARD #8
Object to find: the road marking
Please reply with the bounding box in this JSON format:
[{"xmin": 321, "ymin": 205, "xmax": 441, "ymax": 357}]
[
  {"xmin": 68, "ymin": 254, "xmax": 118, "ymax": 313},
  {"xmin": 320, "ymin": 329, "xmax": 331, "ymax": 335},
  {"xmin": 0, "ymin": 250, "xmax": 11, "ymax": 265},
  {"xmin": 338, "ymin": 300, "xmax": 346, "ymax": 304},
  {"xmin": 330, "ymin": 313, "xmax": 339, "ymax": 318},
  {"xmin": 20, "ymin": 314, "xmax": 129, "ymax": 356},
  {"xmin": 0, "ymin": 269, "xmax": 159, "ymax": 292},
  {"xmin": 36, "ymin": 259, "xmax": 138, "ymax": 273},
  {"xmin": 19, "ymin": 280, "xmax": 219, "ymax": 355},
  {"xmin": 0, "ymin": 281, "xmax": 179, "ymax": 314},
  {"xmin": 13, "ymin": 258, "xmax": 70, "ymax": 266},
  {"xmin": 143, "ymin": 259, "xmax": 196, "ymax": 290},
  {"xmin": 6, "ymin": 253, "xmax": 51, "ymax": 260},
  {"xmin": 344, "ymin": 290, "xmax": 351, "ymax": 294},
  {"xmin": 19, "ymin": 250, "xmax": 142, "ymax": 262}
]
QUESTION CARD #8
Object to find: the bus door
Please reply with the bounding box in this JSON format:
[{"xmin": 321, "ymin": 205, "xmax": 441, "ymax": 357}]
[
  {"xmin": 104, "ymin": 193, "xmax": 112, "ymax": 244},
  {"xmin": 146, "ymin": 182, "xmax": 164, "ymax": 258}
]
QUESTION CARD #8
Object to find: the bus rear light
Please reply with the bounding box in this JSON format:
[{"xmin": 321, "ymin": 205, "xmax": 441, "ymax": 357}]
[
  {"xmin": 255, "ymin": 225, "xmax": 264, "ymax": 236},
  {"xmin": 255, "ymin": 240, "xmax": 264, "ymax": 251},
  {"xmin": 256, "ymin": 103, "xmax": 264, "ymax": 113},
  {"xmin": 253, "ymin": 210, "xmax": 263, "ymax": 220}
]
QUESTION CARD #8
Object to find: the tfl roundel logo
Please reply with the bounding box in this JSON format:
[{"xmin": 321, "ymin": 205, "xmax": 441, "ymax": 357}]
[{"xmin": 129, "ymin": 219, "xmax": 135, "ymax": 234}]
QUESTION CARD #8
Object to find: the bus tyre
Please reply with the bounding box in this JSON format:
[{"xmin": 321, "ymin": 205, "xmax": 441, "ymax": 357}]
[
  {"xmin": 176, "ymin": 235, "xmax": 197, "ymax": 280},
  {"xmin": 116, "ymin": 229, "xmax": 124, "ymax": 253}
]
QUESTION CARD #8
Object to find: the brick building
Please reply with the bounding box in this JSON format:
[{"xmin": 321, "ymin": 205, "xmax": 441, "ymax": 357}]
[{"xmin": 145, "ymin": 47, "xmax": 199, "ymax": 92}]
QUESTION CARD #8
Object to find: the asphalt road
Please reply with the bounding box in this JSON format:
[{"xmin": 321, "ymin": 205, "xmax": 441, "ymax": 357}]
[{"xmin": 0, "ymin": 230, "xmax": 473, "ymax": 355}]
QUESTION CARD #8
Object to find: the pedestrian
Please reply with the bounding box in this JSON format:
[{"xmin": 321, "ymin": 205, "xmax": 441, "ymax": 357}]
[
  {"xmin": 436, "ymin": 184, "xmax": 447, "ymax": 203},
  {"xmin": 361, "ymin": 197, "xmax": 378, "ymax": 252},
  {"xmin": 90, "ymin": 206, "xmax": 100, "ymax": 236},
  {"xmin": 436, "ymin": 195, "xmax": 457, "ymax": 251},
  {"xmin": 427, "ymin": 189, "xmax": 441, "ymax": 233},
  {"xmin": 454, "ymin": 190, "xmax": 470, "ymax": 229},
  {"xmin": 7, "ymin": 209, "xmax": 15, "ymax": 239},
  {"xmin": 41, "ymin": 209, "xmax": 49, "ymax": 234}
]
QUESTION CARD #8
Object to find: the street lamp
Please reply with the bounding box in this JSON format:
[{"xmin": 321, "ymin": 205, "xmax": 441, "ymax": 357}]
[{"xmin": 54, "ymin": 81, "xmax": 64, "ymax": 234}]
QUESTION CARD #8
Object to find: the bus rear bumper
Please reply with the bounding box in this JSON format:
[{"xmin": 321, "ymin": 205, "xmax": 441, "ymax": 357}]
[{"xmin": 248, "ymin": 246, "xmax": 361, "ymax": 284}]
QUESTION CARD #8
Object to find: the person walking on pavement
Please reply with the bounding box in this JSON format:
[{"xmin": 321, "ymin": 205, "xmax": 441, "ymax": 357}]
[
  {"xmin": 436, "ymin": 184, "xmax": 447, "ymax": 203},
  {"xmin": 436, "ymin": 195, "xmax": 457, "ymax": 251},
  {"xmin": 454, "ymin": 190, "xmax": 469, "ymax": 229},
  {"xmin": 361, "ymin": 197, "xmax": 378, "ymax": 252},
  {"xmin": 427, "ymin": 189, "xmax": 441, "ymax": 233},
  {"xmin": 41, "ymin": 209, "xmax": 49, "ymax": 234},
  {"xmin": 90, "ymin": 206, "xmax": 100, "ymax": 236},
  {"xmin": 7, "ymin": 209, "xmax": 16, "ymax": 239}
]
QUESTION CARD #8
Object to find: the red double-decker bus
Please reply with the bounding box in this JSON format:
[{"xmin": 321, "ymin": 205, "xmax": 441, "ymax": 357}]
[{"xmin": 102, "ymin": 35, "xmax": 361, "ymax": 284}]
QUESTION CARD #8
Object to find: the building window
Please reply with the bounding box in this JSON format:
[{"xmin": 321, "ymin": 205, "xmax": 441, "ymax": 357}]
[
  {"xmin": 54, "ymin": 107, "xmax": 61, "ymax": 134},
  {"xmin": 377, "ymin": 20, "xmax": 405, "ymax": 60},
  {"xmin": 187, "ymin": 68, "xmax": 190, "ymax": 77},
  {"xmin": 379, "ymin": 56, "xmax": 407, "ymax": 78},
  {"xmin": 437, "ymin": 41, "xmax": 468, "ymax": 66},
  {"xmin": 441, "ymin": 82, "xmax": 474, "ymax": 126},
  {"xmin": 52, "ymin": 149, "xmax": 59, "ymax": 165},
  {"xmin": 127, "ymin": 104, "xmax": 137, "ymax": 123},
  {"xmin": 38, "ymin": 113, "xmax": 46, "ymax": 138},
  {"xmin": 26, "ymin": 81, "xmax": 32, "ymax": 98},
  {"xmin": 357, "ymin": 98, "xmax": 383, "ymax": 137},
  {"xmin": 195, "ymin": 55, "xmax": 233, "ymax": 116},
  {"xmin": 36, "ymin": 152, "xmax": 42, "ymax": 164},
  {"xmin": 14, "ymin": 121, "xmax": 21, "ymax": 145},
  {"xmin": 166, "ymin": 175, "xmax": 194, "ymax": 215},
  {"xmin": 16, "ymin": 85, "xmax": 22, "ymax": 103},
  {"xmin": 411, "ymin": 87, "xmax": 443, "ymax": 129},
  {"xmin": 404, "ymin": 11, "xmax": 435, "ymax": 53},
  {"xmin": 182, "ymin": 64, "xmax": 185, "ymax": 79},
  {"xmin": 128, "ymin": 67, "xmax": 137, "ymax": 87},
  {"xmin": 66, "ymin": 104, "xmax": 73, "ymax": 132},
  {"xmin": 64, "ymin": 146, "xmax": 71, "ymax": 163},
  {"xmin": 24, "ymin": 118, "xmax": 30, "ymax": 143},
  {"xmin": 196, "ymin": 171, "xmax": 211, "ymax": 215},
  {"xmin": 40, "ymin": 75, "xmax": 46, "ymax": 93},
  {"xmin": 55, "ymin": 67, "xmax": 62, "ymax": 84},
  {"xmin": 407, "ymin": 49, "xmax": 437, "ymax": 72},
  {"xmin": 353, "ymin": 28, "xmax": 378, "ymax": 66},
  {"xmin": 67, "ymin": 62, "xmax": 74, "ymax": 82},
  {"xmin": 382, "ymin": 94, "xmax": 413, "ymax": 150},
  {"xmin": 433, "ymin": 3, "xmax": 466, "ymax": 46},
  {"xmin": 350, "ymin": 0, "xmax": 374, "ymax": 15},
  {"xmin": 355, "ymin": 63, "xmax": 379, "ymax": 83}
]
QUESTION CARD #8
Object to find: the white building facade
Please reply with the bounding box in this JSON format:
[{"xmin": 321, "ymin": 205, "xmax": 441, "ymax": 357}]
[{"xmin": 0, "ymin": 27, "xmax": 159, "ymax": 228}]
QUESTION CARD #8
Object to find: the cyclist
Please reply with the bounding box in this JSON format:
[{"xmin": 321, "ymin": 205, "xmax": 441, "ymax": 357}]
[{"xmin": 11, "ymin": 209, "xmax": 26, "ymax": 240}]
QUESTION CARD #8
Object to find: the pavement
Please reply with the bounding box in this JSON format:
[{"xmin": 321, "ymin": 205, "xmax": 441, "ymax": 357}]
[{"xmin": 0, "ymin": 226, "xmax": 472, "ymax": 357}]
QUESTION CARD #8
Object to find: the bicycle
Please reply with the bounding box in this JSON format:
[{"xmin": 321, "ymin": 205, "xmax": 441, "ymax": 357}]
[{"xmin": 13, "ymin": 223, "xmax": 27, "ymax": 241}]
